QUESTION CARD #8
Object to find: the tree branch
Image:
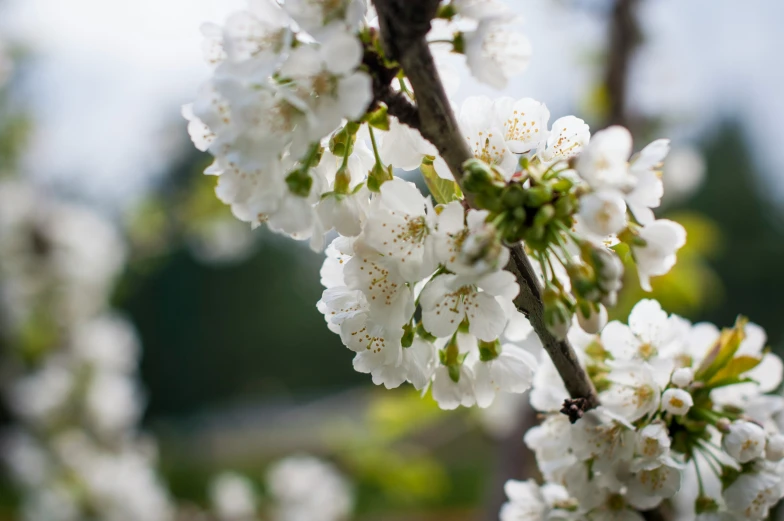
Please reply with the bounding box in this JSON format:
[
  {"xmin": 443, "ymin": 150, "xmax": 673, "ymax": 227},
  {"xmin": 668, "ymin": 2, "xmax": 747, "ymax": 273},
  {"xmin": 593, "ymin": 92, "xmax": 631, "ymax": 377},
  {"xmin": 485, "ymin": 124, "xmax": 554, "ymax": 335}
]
[
  {"xmin": 604, "ymin": 0, "xmax": 642, "ymax": 128},
  {"xmin": 372, "ymin": 0, "xmax": 599, "ymax": 413}
]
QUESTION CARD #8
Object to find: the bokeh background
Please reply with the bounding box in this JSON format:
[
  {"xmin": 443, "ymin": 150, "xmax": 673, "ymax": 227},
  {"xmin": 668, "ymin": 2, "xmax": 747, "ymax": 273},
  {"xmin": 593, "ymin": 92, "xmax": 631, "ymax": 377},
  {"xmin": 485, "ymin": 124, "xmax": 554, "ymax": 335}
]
[{"xmin": 1, "ymin": 0, "xmax": 784, "ymax": 519}]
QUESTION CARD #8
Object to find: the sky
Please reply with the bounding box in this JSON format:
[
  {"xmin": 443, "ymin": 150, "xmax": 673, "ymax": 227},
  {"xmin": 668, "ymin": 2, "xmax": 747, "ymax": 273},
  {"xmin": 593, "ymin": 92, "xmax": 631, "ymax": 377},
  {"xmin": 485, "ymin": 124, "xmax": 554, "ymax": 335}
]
[{"xmin": 2, "ymin": 0, "xmax": 784, "ymax": 210}]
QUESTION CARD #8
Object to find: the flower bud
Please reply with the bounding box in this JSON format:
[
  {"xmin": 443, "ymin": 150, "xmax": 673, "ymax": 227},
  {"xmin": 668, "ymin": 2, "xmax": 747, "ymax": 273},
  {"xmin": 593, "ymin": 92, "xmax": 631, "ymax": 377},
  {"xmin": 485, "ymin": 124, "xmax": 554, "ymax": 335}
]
[
  {"xmin": 766, "ymin": 434, "xmax": 784, "ymax": 462},
  {"xmin": 462, "ymin": 159, "xmax": 497, "ymax": 194},
  {"xmin": 661, "ymin": 388, "xmax": 693, "ymax": 416},
  {"xmin": 722, "ymin": 421, "xmax": 766, "ymax": 463},
  {"xmin": 600, "ymin": 291, "xmax": 618, "ymax": 308},
  {"xmin": 576, "ymin": 303, "xmax": 607, "ymax": 334},
  {"xmin": 671, "ymin": 367, "xmax": 694, "ymax": 388},
  {"xmin": 532, "ymin": 204, "xmax": 555, "ymax": 228},
  {"xmin": 502, "ymin": 184, "xmax": 526, "ymax": 208},
  {"xmin": 525, "ymin": 185, "xmax": 553, "ymax": 207},
  {"xmin": 543, "ymin": 286, "xmax": 572, "ymax": 340}
]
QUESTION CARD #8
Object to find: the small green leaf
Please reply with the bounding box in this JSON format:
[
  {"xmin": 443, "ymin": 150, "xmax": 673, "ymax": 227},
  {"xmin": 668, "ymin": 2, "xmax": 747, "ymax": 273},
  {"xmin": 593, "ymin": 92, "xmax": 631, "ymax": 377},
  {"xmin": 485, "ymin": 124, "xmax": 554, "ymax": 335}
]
[
  {"xmin": 420, "ymin": 158, "xmax": 462, "ymax": 205},
  {"xmin": 706, "ymin": 355, "xmax": 762, "ymax": 386},
  {"xmin": 695, "ymin": 317, "xmax": 748, "ymax": 383},
  {"xmin": 366, "ymin": 106, "xmax": 390, "ymax": 131}
]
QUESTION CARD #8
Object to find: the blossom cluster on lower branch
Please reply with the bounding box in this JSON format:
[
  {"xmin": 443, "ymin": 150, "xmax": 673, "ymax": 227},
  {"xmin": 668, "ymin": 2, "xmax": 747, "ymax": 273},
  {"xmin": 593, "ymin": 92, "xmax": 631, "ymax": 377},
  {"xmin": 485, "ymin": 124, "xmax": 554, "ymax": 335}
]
[
  {"xmin": 0, "ymin": 181, "xmax": 173, "ymax": 521},
  {"xmin": 502, "ymin": 299, "xmax": 784, "ymax": 520}
]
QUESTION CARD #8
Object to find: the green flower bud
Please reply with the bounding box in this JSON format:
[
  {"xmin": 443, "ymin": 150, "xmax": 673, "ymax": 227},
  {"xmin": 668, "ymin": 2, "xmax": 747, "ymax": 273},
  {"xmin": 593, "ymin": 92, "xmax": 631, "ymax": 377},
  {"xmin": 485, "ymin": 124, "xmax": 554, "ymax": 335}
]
[
  {"xmin": 462, "ymin": 159, "xmax": 496, "ymax": 194},
  {"xmin": 367, "ymin": 162, "xmax": 393, "ymax": 192},
  {"xmin": 478, "ymin": 339, "xmax": 501, "ymax": 361},
  {"xmin": 533, "ymin": 204, "xmax": 555, "ymax": 228},
  {"xmin": 474, "ymin": 191, "xmax": 504, "ymax": 213},
  {"xmin": 554, "ymin": 195, "xmax": 576, "ymax": 218},
  {"xmin": 366, "ymin": 106, "xmax": 390, "ymax": 131},
  {"xmin": 551, "ymin": 177, "xmax": 574, "ymax": 193},
  {"xmin": 512, "ymin": 206, "xmax": 527, "ymax": 222},
  {"xmin": 401, "ymin": 322, "xmax": 415, "ymax": 348},
  {"xmin": 525, "ymin": 184, "xmax": 553, "ymax": 207},
  {"xmin": 502, "ymin": 183, "xmax": 526, "ymax": 208},
  {"xmin": 333, "ymin": 167, "xmax": 351, "ymax": 194},
  {"xmin": 285, "ymin": 170, "xmax": 313, "ymax": 197}
]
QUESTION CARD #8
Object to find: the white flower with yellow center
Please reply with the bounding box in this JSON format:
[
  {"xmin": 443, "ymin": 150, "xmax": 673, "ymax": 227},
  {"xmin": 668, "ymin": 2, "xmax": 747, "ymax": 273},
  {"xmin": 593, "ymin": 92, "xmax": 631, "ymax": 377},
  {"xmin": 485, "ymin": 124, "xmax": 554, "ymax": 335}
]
[
  {"xmin": 343, "ymin": 239, "xmax": 415, "ymax": 330},
  {"xmin": 570, "ymin": 407, "xmax": 635, "ymax": 473},
  {"xmin": 220, "ymin": 0, "xmax": 292, "ymax": 65},
  {"xmin": 463, "ymin": 16, "xmax": 532, "ymax": 90},
  {"xmin": 578, "ymin": 189, "xmax": 628, "ymax": 237},
  {"xmin": 493, "ymin": 97, "xmax": 550, "ymax": 154},
  {"xmin": 282, "ymin": 0, "xmax": 367, "ymax": 37},
  {"xmin": 600, "ymin": 299, "xmax": 679, "ymax": 363},
  {"xmin": 601, "ymin": 360, "xmax": 666, "ymax": 423},
  {"xmin": 279, "ymin": 30, "xmax": 372, "ymax": 145},
  {"xmin": 362, "ymin": 178, "xmax": 439, "ymax": 282},
  {"xmin": 575, "ymin": 126, "xmax": 637, "ymax": 191},
  {"xmin": 723, "ymin": 421, "xmax": 767, "ymax": 463},
  {"xmin": 633, "ymin": 422, "xmax": 671, "ymax": 471},
  {"xmin": 458, "ymin": 96, "xmax": 519, "ymax": 180},
  {"xmin": 723, "ymin": 466, "xmax": 784, "ymax": 520},
  {"xmin": 419, "ymin": 270, "xmax": 517, "ymax": 342},
  {"xmin": 536, "ymin": 116, "xmax": 591, "ymax": 165},
  {"xmin": 625, "ymin": 459, "xmax": 682, "ymax": 511},
  {"xmin": 661, "ymin": 388, "xmax": 693, "ymax": 416}
]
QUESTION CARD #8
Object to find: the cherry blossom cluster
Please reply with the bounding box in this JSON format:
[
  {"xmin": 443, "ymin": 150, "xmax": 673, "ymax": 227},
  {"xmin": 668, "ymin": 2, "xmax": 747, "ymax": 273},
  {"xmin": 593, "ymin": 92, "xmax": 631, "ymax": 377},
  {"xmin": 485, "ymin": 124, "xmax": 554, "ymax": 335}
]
[
  {"xmin": 502, "ymin": 299, "xmax": 784, "ymax": 520},
  {"xmin": 0, "ymin": 181, "xmax": 173, "ymax": 521},
  {"xmin": 182, "ymin": 0, "xmax": 532, "ymax": 250},
  {"xmin": 316, "ymin": 184, "xmax": 538, "ymax": 410},
  {"xmin": 458, "ymin": 106, "xmax": 686, "ymax": 339},
  {"xmin": 185, "ymin": 0, "xmax": 689, "ymax": 412},
  {"xmin": 208, "ymin": 456, "xmax": 354, "ymax": 521}
]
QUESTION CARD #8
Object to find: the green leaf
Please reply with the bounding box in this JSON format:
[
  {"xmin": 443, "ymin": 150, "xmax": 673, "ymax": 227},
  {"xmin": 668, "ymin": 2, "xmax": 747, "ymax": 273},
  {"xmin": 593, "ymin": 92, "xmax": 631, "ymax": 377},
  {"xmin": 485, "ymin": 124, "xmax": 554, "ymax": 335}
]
[
  {"xmin": 420, "ymin": 158, "xmax": 463, "ymax": 205},
  {"xmin": 366, "ymin": 105, "xmax": 390, "ymax": 131},
  {"xmin": 706, "ymin": 355, "xmax": 762, "ymax": 386},
  {"xmin": 695, "ymin": 317, "xmax": 748, "ymax": 383}
]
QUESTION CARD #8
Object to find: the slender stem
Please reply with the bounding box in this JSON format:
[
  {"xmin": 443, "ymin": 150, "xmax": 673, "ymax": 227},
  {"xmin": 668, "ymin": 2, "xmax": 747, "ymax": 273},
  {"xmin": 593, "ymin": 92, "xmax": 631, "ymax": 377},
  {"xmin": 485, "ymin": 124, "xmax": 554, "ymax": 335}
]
[
  {"xmin": 427, "ymin": 38, "xmax": 455, "ymax": 45},
  {"xmin": 693, "ymin": 456, "xmax": 706, "ymax": 497},
  {"xmin": 397, "ymin": 78, "xmax": 415, "ymax": 99},
  {"xmin": 368, "ymin": 125, "xmax": 382, "ymax": 165}
]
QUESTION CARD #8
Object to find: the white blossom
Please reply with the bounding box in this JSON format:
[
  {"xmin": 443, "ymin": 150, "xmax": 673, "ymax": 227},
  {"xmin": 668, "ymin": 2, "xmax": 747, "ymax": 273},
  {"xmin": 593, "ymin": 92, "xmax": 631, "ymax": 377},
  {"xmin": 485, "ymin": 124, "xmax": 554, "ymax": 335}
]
[
  {"xmin": 473, "ymin": 345, "xmax": 538, "ymax": 408},
  {"xmin": 671, "ymin": 367, "xmax": 694, "ymax": 388},
  {"xmin": 661, "ymin": 388, "xmax": 693, "ymax": 416},
  {"xmin": 431, "ymin": 365, "xmax": 476, "ymax": 410},
  {"xmin": 266, "ymin": 455, "xmax": 353, "ymax": 521},
  {"xmin": 578, "ymin": 189, "xmax": 628, "ymax": 237},
  {"xmin": 723, "ymin": 466, "xmax": 784, "ymax": 520},
  {"xmin": 632, "ymin": 219, "xmax": 687, "ymax": 291},
  {"xmin": 362, "ymin": 177, "xmax": 438, "ymax": 282},
  {"xmin": 209, "ymin": 472, "xmax": 257, "ymax": 521},
  {"xmin": 536, "ymin": 116, "xmax": 591, "ymax": 164},
  {"xmin": 419, "ymin": 271, "xmax": 517, "ymax": 342},
  {"xmin": 462, "ymin": 17, "xmax": 531, "ymax": 90},
  {"xmin": 766, "ymin": 435, "xmax": 784, "ymax": 462},
  {"xmin": 723, "ymin": 421, "xmax": 767, "ymax": 463},
  {"xmin": 493, "ymin": 97, "xmax": 550, "ymax": 154}
]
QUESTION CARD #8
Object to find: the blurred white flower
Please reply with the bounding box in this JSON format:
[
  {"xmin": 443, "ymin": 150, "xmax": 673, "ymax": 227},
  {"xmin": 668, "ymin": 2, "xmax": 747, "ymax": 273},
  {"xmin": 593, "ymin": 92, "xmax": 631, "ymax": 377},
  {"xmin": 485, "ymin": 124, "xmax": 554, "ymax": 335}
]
[
  {"xmin": 210, "ymin": 472, "xmax": 258, "ymax": 521},
  {"xmin": 267, "ymin": 455, "xmax": 353, "ymax": 521}
]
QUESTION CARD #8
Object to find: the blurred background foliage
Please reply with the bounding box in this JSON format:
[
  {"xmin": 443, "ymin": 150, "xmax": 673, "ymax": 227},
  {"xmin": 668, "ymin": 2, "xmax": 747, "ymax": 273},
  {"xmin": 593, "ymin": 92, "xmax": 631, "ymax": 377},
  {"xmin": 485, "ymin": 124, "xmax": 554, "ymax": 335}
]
[{"xmin": 2, "ymin": 1, "xmax": 784, "ymax": 520}]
